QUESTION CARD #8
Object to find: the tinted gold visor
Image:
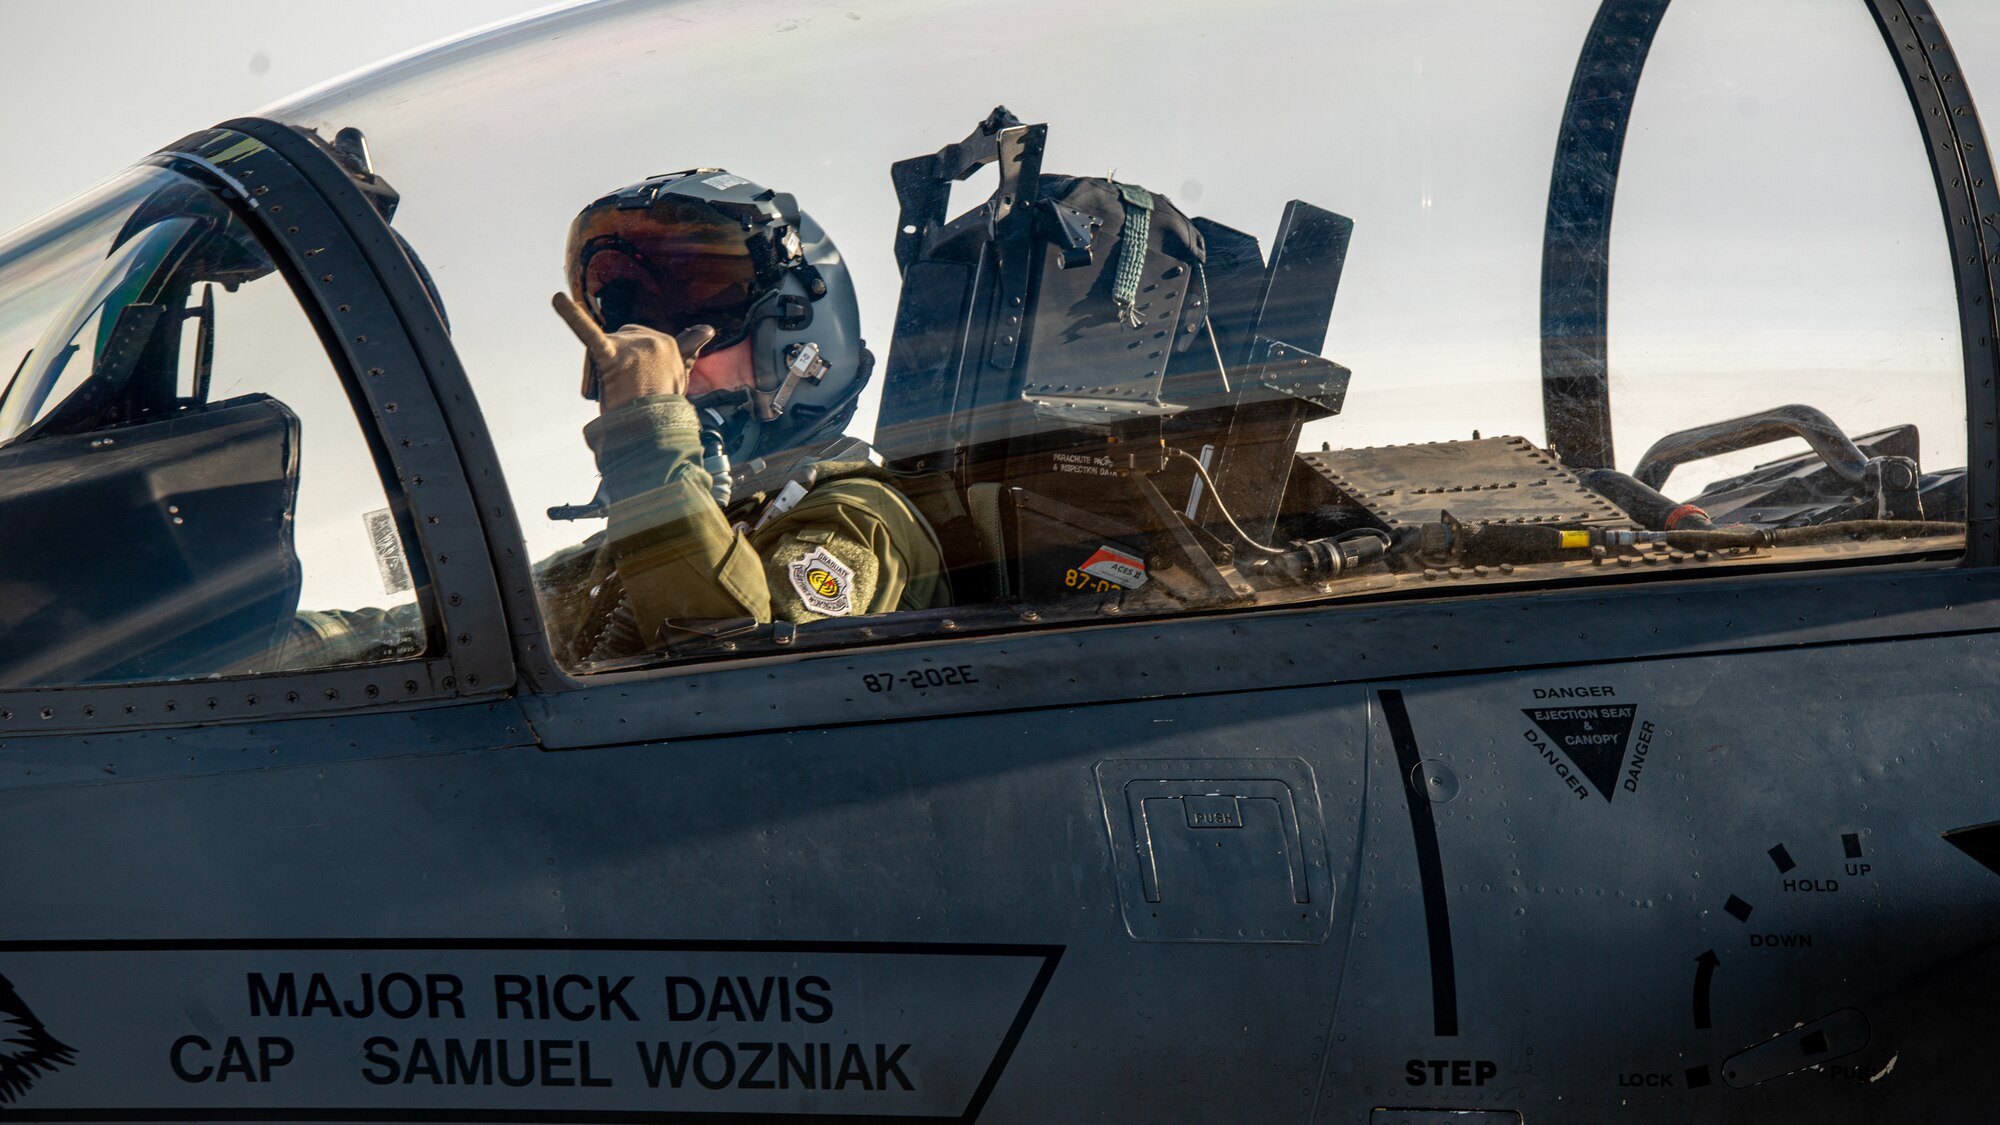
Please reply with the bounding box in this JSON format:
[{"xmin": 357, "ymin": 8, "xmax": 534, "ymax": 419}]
[{"xmin": 568, "ymin": 200, "xmax": 760, "ymax": 345}]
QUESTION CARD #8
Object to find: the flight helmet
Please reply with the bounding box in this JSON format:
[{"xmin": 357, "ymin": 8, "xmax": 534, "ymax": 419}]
[{"xmin": 565, "ymin": 169, "xmax": 869, "ymax": 462}]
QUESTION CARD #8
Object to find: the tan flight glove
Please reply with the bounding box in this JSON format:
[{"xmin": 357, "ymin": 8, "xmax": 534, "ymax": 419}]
[{"xmin": 551, "ymin": 292, "xmax": 717, "ymax": 414}]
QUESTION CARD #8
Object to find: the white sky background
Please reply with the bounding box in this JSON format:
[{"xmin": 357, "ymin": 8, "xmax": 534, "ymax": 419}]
[
  {"xmin": 3, "ymin": 0, "xmax": 1997, "ymax": 613},
  {"xmin": 0, "ymin": 1, "xmax": 553, "ymax": 232}
]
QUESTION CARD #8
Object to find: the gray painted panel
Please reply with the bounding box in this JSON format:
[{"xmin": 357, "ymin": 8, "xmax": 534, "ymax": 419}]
[
  {"xmin": 1316, "ymin": 632, "xmax": 2000, "ymax": 1121},
  {"xmin": 0, "ymin": 687, "xmax": 1369, "ymax": 1122},
  {"xmin": 7, "ymin": 625, "xmax": 2000, "ymax": 1119},
  {"xmin": 0, "ymin": 699, "xmax": 531, "ymax": 795}
]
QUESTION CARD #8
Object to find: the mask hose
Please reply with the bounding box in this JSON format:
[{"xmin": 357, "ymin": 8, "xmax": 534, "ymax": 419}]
[{"xmin": 698, "ymin": 412, "xmax": 733, "ymax": 507}]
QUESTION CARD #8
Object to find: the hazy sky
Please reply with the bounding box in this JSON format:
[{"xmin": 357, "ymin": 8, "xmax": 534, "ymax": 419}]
[{"xmin": 0, "ymin": 1, "xmax": 554, "ymax": 233}]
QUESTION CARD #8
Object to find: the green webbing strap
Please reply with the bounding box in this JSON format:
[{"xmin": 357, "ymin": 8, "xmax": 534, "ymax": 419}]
[{"xmin": 1112, "ymin": 181, "xmax": 1155, "ymax": 327}]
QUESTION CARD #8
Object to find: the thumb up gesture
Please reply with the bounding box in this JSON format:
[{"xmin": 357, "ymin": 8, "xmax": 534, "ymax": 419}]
[{"xmin": 552, "ymin": 292, "xmax": 717, "ymax": 413}]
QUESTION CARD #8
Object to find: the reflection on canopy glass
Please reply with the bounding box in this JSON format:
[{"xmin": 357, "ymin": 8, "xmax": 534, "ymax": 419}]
[
  {"xmin": 0, "ymin": 162, "xmax": 424, "ymax": 686},
  {"xmin": 243, "ymin": 0, "xmax": 1969, "ymax": 670}
]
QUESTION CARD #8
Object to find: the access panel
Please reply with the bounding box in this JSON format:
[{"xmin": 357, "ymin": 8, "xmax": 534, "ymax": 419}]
[{"xmin": 1097, "ymin": 758, "xmax": 1335, "ymax": 942}]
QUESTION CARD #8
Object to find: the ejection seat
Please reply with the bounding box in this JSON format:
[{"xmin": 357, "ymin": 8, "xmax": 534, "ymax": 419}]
[
  {"xmin": 0, "ymin": 338, "xmax": 304, "ymax": 684},
  {"xmin": 876, "ymin": 109, "xmax": 1351, "ymax": 611}
]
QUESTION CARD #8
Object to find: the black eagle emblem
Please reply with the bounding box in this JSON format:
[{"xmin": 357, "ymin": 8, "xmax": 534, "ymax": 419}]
[{"xmin": 0, "ymin": 973, "xmax": 75, "ymax": 1104}]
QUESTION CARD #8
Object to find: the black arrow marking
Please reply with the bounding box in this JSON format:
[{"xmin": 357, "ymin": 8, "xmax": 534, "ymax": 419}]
[
  {"xmin": 1944, "ymin": 820, "xmax": 2000, "ymax": 876},
  {"xmin": 1693, "ymin": 950, "xmax": 1718, "ymax": 1030}
]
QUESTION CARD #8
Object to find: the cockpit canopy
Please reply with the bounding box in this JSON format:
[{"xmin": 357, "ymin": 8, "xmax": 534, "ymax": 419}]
[{"xmin": 0, "ymin": 0, "xmax": 1986, "ymax": 685}]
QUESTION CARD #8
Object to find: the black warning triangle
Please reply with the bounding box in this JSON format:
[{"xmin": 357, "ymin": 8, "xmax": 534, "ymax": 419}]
[{"xmin": 1523, "ymin": 703, "xmax": 1637, "ymax": 802}]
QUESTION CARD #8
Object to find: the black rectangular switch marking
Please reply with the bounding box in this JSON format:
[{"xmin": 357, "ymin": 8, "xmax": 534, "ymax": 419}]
[{"xmin": 1768, "ymin": 844, "xmax": 1796, "ymax": 873}]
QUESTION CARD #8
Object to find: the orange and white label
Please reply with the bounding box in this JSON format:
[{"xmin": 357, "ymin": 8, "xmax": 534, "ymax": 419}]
[{"xmin": 1079, "ymin": 546, "xmax": 1147, "ymax": 589}]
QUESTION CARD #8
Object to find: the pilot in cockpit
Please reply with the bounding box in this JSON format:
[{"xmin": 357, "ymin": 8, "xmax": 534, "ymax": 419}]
[{"xmin": 538, "ymin": 170, "xmax": 958, "ymax": 663}]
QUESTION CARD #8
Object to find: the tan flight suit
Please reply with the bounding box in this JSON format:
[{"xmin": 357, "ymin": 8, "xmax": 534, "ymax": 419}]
[
  {"xmin": 288, "ymin": 395, "xmax": 948, "ymax": 670},
  {"xmin": 276, "ymin": 604, "xmax": 423, "ymax": 668},
  {"xmin": 545, "ymin": 394, "xmax": 948, "ymax": 659}
]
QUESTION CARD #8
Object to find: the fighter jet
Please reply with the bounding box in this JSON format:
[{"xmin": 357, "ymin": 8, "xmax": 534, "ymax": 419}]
[{"xmin": 0, "ymin": 0, "xmax": 1997, "ymax": 1120}]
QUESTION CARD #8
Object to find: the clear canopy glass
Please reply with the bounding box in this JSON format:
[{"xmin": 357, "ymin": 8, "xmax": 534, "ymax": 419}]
[
  {"xmin": 230, "ymin": 0, "xmax": 1972, "ymax": 666},
  {"xmin": 0, "ymin": 163, "xmax": 423, "ymax": 685}
]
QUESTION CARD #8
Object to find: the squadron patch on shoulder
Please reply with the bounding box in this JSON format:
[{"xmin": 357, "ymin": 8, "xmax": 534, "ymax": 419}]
[{"xmin": 788, "ymin": 546, "xmax": 856, "ymax": 616}]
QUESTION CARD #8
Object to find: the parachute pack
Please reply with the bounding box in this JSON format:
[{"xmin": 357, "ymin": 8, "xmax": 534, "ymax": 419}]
[{"xmin": 876, "ymin": 107, "xmax": 1354, "ymax": 605}]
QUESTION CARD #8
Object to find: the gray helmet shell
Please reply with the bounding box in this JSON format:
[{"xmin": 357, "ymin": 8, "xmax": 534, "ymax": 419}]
[
  {"xmin": 569, "ymin": 168, "xmax": 869, "ymax": 462},
  {"xmin": 750, "ymin": 210, "xmax": 867, "ymax": 448}
]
